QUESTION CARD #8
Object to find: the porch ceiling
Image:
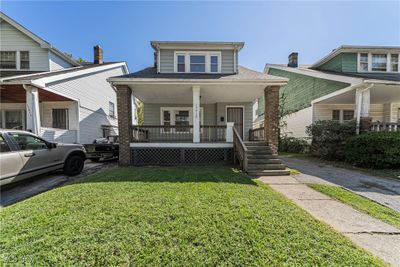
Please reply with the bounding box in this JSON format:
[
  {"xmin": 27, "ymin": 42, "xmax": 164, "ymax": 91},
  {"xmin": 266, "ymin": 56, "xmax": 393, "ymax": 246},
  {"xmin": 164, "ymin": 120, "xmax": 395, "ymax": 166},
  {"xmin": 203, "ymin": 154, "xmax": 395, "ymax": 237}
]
[
  {"xmin": 315, "ymin": 83, "xmax": 400, "ymax": 104},
  {"xmin": 0, "ymin": 84, "xmax": 72, "ymax": 103},
  {"xmin": 130, "ymin": 83, "xmax": 268, "ymax": 104}
]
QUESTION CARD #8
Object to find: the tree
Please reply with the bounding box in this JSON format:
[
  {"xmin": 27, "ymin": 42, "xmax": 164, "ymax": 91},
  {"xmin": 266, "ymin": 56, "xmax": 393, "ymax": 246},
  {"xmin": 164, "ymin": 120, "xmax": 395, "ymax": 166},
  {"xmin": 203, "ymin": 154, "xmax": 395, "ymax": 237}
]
[{"xmin": 137, "ymin": 101, "xmax": 144, "ymax": 125}]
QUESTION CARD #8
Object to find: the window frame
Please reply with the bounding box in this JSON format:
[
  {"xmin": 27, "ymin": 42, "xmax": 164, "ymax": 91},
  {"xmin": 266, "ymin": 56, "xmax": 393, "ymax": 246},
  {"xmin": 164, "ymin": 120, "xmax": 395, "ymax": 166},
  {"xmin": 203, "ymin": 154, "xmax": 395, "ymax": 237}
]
[
  {"xmin": 160, "ymin": 107, "xmax": 204, "ymax": 133},
  {"xmin": 20, "ymin": 51, "xmax": 30, "ymax": 70},
  {"xmin": 109, "ymin": 101, "xmax": 115, "ymax": 117},
  {"xmin": 52, "ymin": 108, "xmax": 69, "ymax": 130},
  {"xmin": 331, "ymin": 109, "xmax": 354, "ymax": 123},
  {"xmin": 174, "ymin": 51, "xmax": 221, "ymax": 73},
  {"xmin": 357, "ymin": 52, "xmax": 400, "ymax": 73},
  {"xmin": 0, "ymin": 51, "xmax": 17, "ymax": 70}
]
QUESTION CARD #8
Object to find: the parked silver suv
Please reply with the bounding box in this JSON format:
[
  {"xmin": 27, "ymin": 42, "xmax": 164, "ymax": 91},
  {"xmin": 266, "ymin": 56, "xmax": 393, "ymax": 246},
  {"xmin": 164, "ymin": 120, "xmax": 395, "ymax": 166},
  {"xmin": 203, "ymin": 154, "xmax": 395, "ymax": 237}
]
[{"xmin": 0, "ymin": 130, "xmax": 86, "ymax": 186}]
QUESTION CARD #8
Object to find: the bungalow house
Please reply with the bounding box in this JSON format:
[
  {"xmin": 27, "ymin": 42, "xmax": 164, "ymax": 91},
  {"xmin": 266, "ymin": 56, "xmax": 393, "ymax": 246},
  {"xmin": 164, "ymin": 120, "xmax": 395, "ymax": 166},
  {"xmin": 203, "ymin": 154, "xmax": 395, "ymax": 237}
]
[
  {"xmin": 109, "ymin": 41, "xmax": 290, "ymax": 175},
  {"xmin": 0, "ymin": 12, "xmax": 130, "ymax": 144},
  {"xmin": 254, "ymin": 46, "xmax": 400, "ymax": 137}
]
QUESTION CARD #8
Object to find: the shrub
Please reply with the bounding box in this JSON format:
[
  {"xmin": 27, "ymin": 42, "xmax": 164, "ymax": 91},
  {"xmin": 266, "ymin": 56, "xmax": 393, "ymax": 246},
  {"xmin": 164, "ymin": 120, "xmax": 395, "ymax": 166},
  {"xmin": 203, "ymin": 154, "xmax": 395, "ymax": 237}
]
[
  {"xmin": 279, "ymin": 136, "xmax": 309, "ymax": 154},
  {"xmin": 345, "ymin": 132, "xmax": 400, "ymax": 168},
  {"xmin": 306, "ymin": 120, "xmax": 356, "ymax": 160}
]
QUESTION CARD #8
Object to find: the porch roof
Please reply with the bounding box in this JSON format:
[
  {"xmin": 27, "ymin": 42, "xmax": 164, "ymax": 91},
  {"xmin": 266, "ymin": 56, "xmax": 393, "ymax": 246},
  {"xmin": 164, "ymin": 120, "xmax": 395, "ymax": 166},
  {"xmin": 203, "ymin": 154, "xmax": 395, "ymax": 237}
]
[
  {"xmin": 109, "ymin": 66, "xmax": 288, "ymax": 104},
  {"xmin": 0, "ymin": 84, "xmax": 73, "ymax": 103}
]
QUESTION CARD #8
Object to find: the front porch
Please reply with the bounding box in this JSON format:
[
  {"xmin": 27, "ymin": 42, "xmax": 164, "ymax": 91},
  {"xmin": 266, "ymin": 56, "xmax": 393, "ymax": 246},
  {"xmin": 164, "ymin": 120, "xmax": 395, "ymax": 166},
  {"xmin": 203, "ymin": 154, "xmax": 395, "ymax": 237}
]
[
  {"xmin": 0, "ymin": 84, "xmax": 79, "ymax": 143},
  {"xmin": 110, "ymin": 68, "xmax": 288, "ymax": 170}
]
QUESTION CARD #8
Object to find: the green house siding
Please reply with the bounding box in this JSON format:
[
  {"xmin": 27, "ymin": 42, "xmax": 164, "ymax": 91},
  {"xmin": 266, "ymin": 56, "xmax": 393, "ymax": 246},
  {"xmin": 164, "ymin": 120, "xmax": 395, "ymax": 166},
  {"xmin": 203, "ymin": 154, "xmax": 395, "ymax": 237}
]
[
  {"xmin": 318, "ymin": 53, "xmax": 358, "ymax": 73},
  {"xmin": 257, "ymin": 68, "xmax": 350, "ymax": 115}
]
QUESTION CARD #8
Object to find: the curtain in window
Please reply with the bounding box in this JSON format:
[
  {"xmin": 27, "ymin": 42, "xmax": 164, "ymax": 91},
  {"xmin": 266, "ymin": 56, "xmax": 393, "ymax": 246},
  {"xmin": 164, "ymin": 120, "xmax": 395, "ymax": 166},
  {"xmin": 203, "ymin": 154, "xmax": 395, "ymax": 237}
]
[{"xmin": 52, "ymin": 109, "xmax": 68, "ymax": 129}]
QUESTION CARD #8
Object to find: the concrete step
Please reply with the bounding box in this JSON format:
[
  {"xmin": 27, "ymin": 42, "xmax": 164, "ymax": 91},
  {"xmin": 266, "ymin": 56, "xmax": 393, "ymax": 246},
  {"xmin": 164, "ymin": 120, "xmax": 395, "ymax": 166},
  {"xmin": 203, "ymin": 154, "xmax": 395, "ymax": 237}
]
[
  {"xmin": 248, "ymin": 169, "xmax": 291, "ymax": 176},
  {"xmin": 247, "ymin": 154, "xmax": 278, "ymax": 159},
  {"xmin": 248, "ymin": 163, "xmax": 286, "ymax": 170},
  {"xmin": 248, "ymin": 158, "xmax": 282, "ymax": 164}
]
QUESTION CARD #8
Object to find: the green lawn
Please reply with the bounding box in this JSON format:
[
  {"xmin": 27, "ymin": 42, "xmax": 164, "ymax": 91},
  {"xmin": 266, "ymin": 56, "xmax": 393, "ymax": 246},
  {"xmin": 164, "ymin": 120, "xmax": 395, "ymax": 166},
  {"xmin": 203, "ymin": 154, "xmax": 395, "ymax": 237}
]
[
  {"xmin": 0, "ymin": 167, "xmax": 386, "ymax": 266},
  {"xmin": 309, "ymin": 184, "xmax": 400, "ymax": 229}
]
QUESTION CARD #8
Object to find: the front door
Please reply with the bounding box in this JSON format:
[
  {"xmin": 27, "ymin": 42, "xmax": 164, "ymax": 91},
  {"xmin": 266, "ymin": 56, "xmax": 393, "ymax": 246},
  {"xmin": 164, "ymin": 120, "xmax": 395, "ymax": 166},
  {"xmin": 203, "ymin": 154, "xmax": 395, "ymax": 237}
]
[{"xmin": 227, "ymin": 107, "xmax": 244, "ymax": 139}]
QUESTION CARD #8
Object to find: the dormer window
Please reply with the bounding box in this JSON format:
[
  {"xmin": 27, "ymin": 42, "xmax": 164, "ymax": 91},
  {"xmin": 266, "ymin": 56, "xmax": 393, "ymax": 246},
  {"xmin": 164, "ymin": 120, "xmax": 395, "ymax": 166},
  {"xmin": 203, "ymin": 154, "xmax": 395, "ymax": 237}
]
[
  {"xmin": 358, "ymin": 52, "xmax": 400, "ymax": 73},
  {"xmin": 174, "ymin": 51, "xmax": 221, "ymax": 73}
]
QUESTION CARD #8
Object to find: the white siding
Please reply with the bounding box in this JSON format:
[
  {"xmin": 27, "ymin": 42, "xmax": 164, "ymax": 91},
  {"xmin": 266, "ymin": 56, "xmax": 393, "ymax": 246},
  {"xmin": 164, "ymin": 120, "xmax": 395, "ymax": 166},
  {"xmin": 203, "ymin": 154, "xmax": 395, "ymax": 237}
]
[
  {"xmin": 49, "ymin": 51, "xmax": 73, "ymax": 71},
  {"xmin": 45, "ymin": 65, "xmax": 125, "ymax": 143},
  {"xmin": 282, "ymin": 107, "xmax": 313, "ymax": 138},
  {"xmin": 313, "ymin": 104, "xmax": 384, "ymax": 122},
  {"xmin": 391, "ymin": 103, "xmax": 400, "ymax": 122},
  {"xmin": 0, "ymin": 20, "xmax": 49, "ymax": 71}
]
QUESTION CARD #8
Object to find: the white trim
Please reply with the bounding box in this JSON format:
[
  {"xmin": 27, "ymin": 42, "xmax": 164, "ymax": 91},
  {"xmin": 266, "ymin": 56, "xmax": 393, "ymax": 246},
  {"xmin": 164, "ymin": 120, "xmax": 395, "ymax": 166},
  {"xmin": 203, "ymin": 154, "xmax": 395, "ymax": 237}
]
[
  {"xmin": 109, "ymin": 79, "xmax": 287, "ymax": 86},
  {"xmin": 311, "ymin": 83, "xmax": 367, "ymax": 104},
  {"xmin": 173, "ymin": 51, "xmax": 221, "ymax": 73},
  {"xmin": 225, "ymin": 105, "xmax": 245, "ymax": 138},
  {"xmin": 130, "ymin": 142, "xmax": 233, "ymax": 148}
]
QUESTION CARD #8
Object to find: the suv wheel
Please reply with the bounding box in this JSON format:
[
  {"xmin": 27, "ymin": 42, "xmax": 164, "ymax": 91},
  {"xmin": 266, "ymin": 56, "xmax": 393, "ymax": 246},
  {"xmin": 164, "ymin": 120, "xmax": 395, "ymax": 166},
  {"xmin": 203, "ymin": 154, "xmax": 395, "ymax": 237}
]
[{"xmin": 64, "ymin": 155, "xmax": 85, "ymax": 176}]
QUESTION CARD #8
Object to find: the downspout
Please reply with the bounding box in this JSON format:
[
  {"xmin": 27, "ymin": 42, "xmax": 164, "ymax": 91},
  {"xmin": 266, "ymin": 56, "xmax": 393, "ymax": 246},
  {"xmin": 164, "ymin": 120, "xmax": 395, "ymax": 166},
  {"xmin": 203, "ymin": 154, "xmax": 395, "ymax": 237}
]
[
  {"xmin": 156, "ymin": 45, "xmax": 161, "ymax": 74},
  {"xmin": 356, "ymin": 83, "xmax": 374, "ymax": 135}
]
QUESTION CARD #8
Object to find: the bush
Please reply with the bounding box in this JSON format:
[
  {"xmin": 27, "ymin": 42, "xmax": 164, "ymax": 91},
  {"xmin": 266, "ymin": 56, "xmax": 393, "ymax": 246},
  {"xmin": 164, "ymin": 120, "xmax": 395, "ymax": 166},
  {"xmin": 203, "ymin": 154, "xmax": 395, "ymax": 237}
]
[
  {"xmin": 306, "ymin": 120, "xmax": 356, "ymax": 160},
  {"xmin": 345, "ymin": 132, "xmax": 400, "ymax": 168},
  {"xmin": 279, "ymin": 136, "xmax": 309, "ymax": 154}
]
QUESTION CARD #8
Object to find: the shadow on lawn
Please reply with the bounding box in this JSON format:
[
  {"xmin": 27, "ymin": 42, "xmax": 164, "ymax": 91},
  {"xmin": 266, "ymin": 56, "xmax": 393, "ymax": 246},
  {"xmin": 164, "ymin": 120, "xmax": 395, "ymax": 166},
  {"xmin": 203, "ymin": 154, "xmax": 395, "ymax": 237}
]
[{"xmin": 77, "ymin": 166, "xmax": 258, "ymax": 185}]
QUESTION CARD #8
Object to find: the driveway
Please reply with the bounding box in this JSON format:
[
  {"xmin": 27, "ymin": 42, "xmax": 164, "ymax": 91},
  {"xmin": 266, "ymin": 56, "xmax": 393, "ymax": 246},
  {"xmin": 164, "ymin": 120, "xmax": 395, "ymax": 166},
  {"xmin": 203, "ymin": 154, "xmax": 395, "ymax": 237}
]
[
  {"xmin": 281, "ymin": 157, "xmax": 400, "ymax": 213},
  {"xmin": 1, "ymin": 161, "xmax": 115, "ymax": 207}
]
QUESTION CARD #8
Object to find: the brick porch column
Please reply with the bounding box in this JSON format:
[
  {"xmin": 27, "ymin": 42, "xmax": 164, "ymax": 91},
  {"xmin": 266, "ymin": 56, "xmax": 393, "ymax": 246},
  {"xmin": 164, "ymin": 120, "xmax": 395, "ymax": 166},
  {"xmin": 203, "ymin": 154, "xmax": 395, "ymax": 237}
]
[
  {"xmin": 264, "ymin": 86, "xmax": 280, "ymax": 154},
  {"xmin": 116, "ymin": 85, "xmax": 132, "ymax": 166}
]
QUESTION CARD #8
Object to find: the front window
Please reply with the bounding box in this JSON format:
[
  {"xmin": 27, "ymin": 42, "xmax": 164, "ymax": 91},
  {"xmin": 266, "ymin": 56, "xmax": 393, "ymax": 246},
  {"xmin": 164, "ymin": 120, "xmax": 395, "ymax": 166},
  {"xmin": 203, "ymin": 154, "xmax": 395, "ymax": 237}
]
[
  {"xmin": 174, "ymin": 110, "xmax": 190, "ymax": 132},
  {"xmin": 210, "ymin": 55, "xmax": 219, "ymax": 72},
  {"xmin": 9, "ymin": 133, "xmax": 48, "ymax": 151},
  {"xmin": 391, "ymin": 54, "xmax": 399, "ymax": 72},
  {"xmin": 5, "ymin": 110, "xmax": 23, "ymax": 129},
  {"xmin": 177, "ymin": 55, "xmax": 185, "ymax": 72},
  {"xmin": 190, "ymin": 55, "xmax": 206, "ymax": 73},
  {"xmin": 20, "ymin": 51, "xmax": 30, "ymax": 69},
  {"xmin": 0, "ymin": 51, "xmax": 16, "ymax": 69},
  {"xmin": 359, "ymin": 53, "xmax": 368, "ymax": 71},
  {"xmin": 371, "ymin": 54, "xmax": 387, "ymax": 71},
  {"xmin": 343, "ymin": 110, "xmax": 354, "ymax": 121},
  {"xmin": 332, "ymin": 110, "xmax": 340, "ymax": 121},
  {"xmin": 52, "ymin": 109, "xmax": 68, "ymax": 129}
]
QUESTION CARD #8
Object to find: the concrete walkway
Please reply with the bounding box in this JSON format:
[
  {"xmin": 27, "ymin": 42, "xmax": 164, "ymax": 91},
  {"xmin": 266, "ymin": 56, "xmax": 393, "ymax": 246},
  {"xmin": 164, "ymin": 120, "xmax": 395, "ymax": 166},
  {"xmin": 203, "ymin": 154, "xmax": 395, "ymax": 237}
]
[
  {"xmin": 282, "ymin": 157, "xmax": 400, "ymax": 213},
  {"xmin": 258, "ymin": 175, "xmax": 400, "ymax": 267}
]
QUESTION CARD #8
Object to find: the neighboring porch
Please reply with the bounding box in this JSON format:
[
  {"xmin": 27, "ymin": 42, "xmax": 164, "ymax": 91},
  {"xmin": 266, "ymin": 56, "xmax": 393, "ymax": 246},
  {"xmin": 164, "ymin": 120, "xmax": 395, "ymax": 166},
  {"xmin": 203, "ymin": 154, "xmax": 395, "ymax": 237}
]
[
  {"xmin": 311, "ymin": 81, "xmax": 400, "ymax": 133},
  {"xmin": 0, "ymin": 84, "xmax": 79, "ymax": 143}
]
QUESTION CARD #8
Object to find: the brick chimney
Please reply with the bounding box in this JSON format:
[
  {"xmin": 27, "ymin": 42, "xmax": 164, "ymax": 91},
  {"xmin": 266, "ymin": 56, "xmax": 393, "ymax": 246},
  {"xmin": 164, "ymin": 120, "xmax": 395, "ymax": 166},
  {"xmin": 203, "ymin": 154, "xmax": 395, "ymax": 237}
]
[
  {"xmin": 288, "ymin": 52, "xmax": 298, "ymax": 68},
  {"xmin": 94, "ymin": 45, "xmax": 103, "ymax": 64}
]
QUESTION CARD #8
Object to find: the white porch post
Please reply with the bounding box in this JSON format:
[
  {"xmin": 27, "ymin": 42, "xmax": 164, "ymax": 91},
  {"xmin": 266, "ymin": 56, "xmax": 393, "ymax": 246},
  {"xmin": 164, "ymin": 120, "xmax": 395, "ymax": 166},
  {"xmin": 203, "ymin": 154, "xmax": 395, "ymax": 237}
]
[
  {"xmin": 24, "ymin": 85, "xmax": 41, "ymax": 135},
  {"xmin": 226, "ymin": 122, "xmax": 234, "ymax": 142},
  {"xmin": 192, "ymin": 86, "xmax": 201, "ymax": 143},
  {"xmin": 355, "ymin": 85, "xmax": 372, "ymax": 134}
]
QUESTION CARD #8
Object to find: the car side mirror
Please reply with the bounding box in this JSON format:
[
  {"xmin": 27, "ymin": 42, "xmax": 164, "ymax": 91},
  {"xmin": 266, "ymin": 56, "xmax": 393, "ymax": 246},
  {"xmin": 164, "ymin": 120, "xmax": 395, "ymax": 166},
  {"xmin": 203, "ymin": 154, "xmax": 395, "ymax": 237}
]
[{"xmin": 47, "ymin": 142, "xmax": 57, "ymax": 149}]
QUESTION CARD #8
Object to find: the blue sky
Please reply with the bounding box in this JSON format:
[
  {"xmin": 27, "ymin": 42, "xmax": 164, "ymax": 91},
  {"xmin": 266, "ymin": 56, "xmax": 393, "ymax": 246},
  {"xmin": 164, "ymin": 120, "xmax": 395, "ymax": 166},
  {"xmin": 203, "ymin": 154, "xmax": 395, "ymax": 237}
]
[{"xmin": 2, "ymin": 1, "xmax": 399, "ymax": 72}]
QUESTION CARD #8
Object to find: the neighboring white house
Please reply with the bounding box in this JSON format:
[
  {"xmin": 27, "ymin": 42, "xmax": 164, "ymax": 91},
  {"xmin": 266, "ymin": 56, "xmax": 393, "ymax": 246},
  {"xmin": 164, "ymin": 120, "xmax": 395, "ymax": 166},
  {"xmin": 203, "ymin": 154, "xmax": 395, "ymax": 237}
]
[
  {"xmin": 0, "ymin": 12, "xmax": 131, "ymax": 144},
  {"xmin": 254, "ymin": 46, "xmax": 400, "ymax": 137}
]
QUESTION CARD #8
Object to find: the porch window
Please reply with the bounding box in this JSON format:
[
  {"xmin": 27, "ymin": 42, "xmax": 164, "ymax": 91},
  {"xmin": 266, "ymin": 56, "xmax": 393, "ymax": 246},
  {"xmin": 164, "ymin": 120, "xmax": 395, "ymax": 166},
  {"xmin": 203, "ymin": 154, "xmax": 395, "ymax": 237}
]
[
  {"xmin": 5, "ymin": 110, "xmax": 23, "ymax": 129},
  {"xmin": 190, "ymin": 55, "xmax": 206, "ymax": 73},
  {"xmin": 391, "ymin": 54, "xmax": 399, "ymax": 72},
  {"xmin": 332, "ymin": 110, "xmax": 340, "ymax": 121},
  {"xmin": 160, "ymin": 107, "xmax": 204, "ymax": 130},
  {"xmin": 52, "ymin": 109, "xmax": 68, "ymax": 129},
  {"xmin": 175, "ymin": 110, "xmax": 190, "ymax": 132},
  {"xmin": 0, "ymin": 51, "xmax": 16, "ymax": 69},
  {"xmin": 20, "ymin": 51, "xmax": 30, "ymax": 69},
  {"xmin": 359, "ymin": 53, "xmax": 368, "ymax": 72},
  {"xmin": 163, "ymin": 110, "xmax": 171, "ymax": 132},
  {"xmin": 177, "ymin": 55, "xmax": 185, "ymax": 72},
  {"xmin": 371, "ymin": 54, "xmax": 387, "ymax": 72},
  {"xmin": 343, "ymin": 110, "xmax": 354, "ymax": 121}
]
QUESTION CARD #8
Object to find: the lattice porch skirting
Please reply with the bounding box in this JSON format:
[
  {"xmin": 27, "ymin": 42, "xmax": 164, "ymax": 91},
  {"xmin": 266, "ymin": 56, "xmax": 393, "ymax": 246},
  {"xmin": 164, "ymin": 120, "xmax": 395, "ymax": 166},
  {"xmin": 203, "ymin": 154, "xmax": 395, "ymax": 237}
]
[{"xmin": 131, "ymin": 147, "xmax": 233, "ymax": 166}]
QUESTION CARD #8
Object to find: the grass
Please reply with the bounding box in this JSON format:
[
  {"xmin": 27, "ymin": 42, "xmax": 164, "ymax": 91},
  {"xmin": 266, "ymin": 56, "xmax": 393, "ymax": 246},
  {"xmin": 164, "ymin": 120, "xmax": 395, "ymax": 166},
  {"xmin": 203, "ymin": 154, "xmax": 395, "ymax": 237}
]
[
  {"xmin": 0, "ymin": 167, "xmax": 386, "ymax": 266},
  {"xmin": 281, "ymin": 152, "xmax": 400, "ymax": 180},
  {"xmin": 309, "ymin": 184, "xmax": 400, "ymax": 229}
]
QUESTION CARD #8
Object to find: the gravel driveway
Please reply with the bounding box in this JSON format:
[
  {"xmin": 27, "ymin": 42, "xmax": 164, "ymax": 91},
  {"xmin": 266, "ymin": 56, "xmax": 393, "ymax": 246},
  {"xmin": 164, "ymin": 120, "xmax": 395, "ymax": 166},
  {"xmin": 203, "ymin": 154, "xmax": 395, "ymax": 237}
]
[{"xmin": 281, "ymin": 157, "xmax": 400, "ymax": 213}]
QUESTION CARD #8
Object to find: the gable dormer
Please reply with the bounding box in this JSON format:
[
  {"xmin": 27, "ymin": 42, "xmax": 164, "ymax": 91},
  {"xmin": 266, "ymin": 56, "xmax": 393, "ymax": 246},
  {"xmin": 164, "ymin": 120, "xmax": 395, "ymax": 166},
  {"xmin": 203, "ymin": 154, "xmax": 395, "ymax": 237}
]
[
  {"xmin": 151, "ymin": 41, "xmax": 244, "ymax": 74},
  {"xmin": 311, "ymin": 45, "xmax": 400, "ymax": 74}
]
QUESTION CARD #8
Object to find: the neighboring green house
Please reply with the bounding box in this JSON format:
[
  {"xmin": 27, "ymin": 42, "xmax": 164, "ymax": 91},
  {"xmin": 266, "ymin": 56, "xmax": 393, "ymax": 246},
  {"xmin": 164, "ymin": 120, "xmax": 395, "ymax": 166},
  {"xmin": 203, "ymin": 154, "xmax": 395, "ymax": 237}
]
[{"xmin": 254, "ymin": 46, "xmax": 400, "ymax": 137}]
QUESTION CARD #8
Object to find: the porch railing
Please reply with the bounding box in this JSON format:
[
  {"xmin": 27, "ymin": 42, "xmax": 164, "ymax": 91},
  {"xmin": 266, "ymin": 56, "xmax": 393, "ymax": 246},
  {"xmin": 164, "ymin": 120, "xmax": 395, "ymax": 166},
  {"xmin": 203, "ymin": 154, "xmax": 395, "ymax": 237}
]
[
  {"xmin": 131, "ymin": 125, "xmax": 227, "ymax": 142},
  {"xmin": 371, "ymin": 122, "xmax": 400, "ymax": 132},
  {"xmin": 249, "ymin": 127, "xmax": 265, "ymax": 141},
  {"xmin": 233, "ymin": 127, "xmax": 248, "ymax": 171}
]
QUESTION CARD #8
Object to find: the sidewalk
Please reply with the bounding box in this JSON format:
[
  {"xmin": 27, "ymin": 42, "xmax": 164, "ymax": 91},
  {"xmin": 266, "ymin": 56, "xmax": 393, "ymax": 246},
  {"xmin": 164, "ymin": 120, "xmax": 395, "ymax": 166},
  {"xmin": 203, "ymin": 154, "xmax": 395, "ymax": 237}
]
[{"xmin": 258, "ymin": 175, "xmax": 400, "ymax": 267}]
